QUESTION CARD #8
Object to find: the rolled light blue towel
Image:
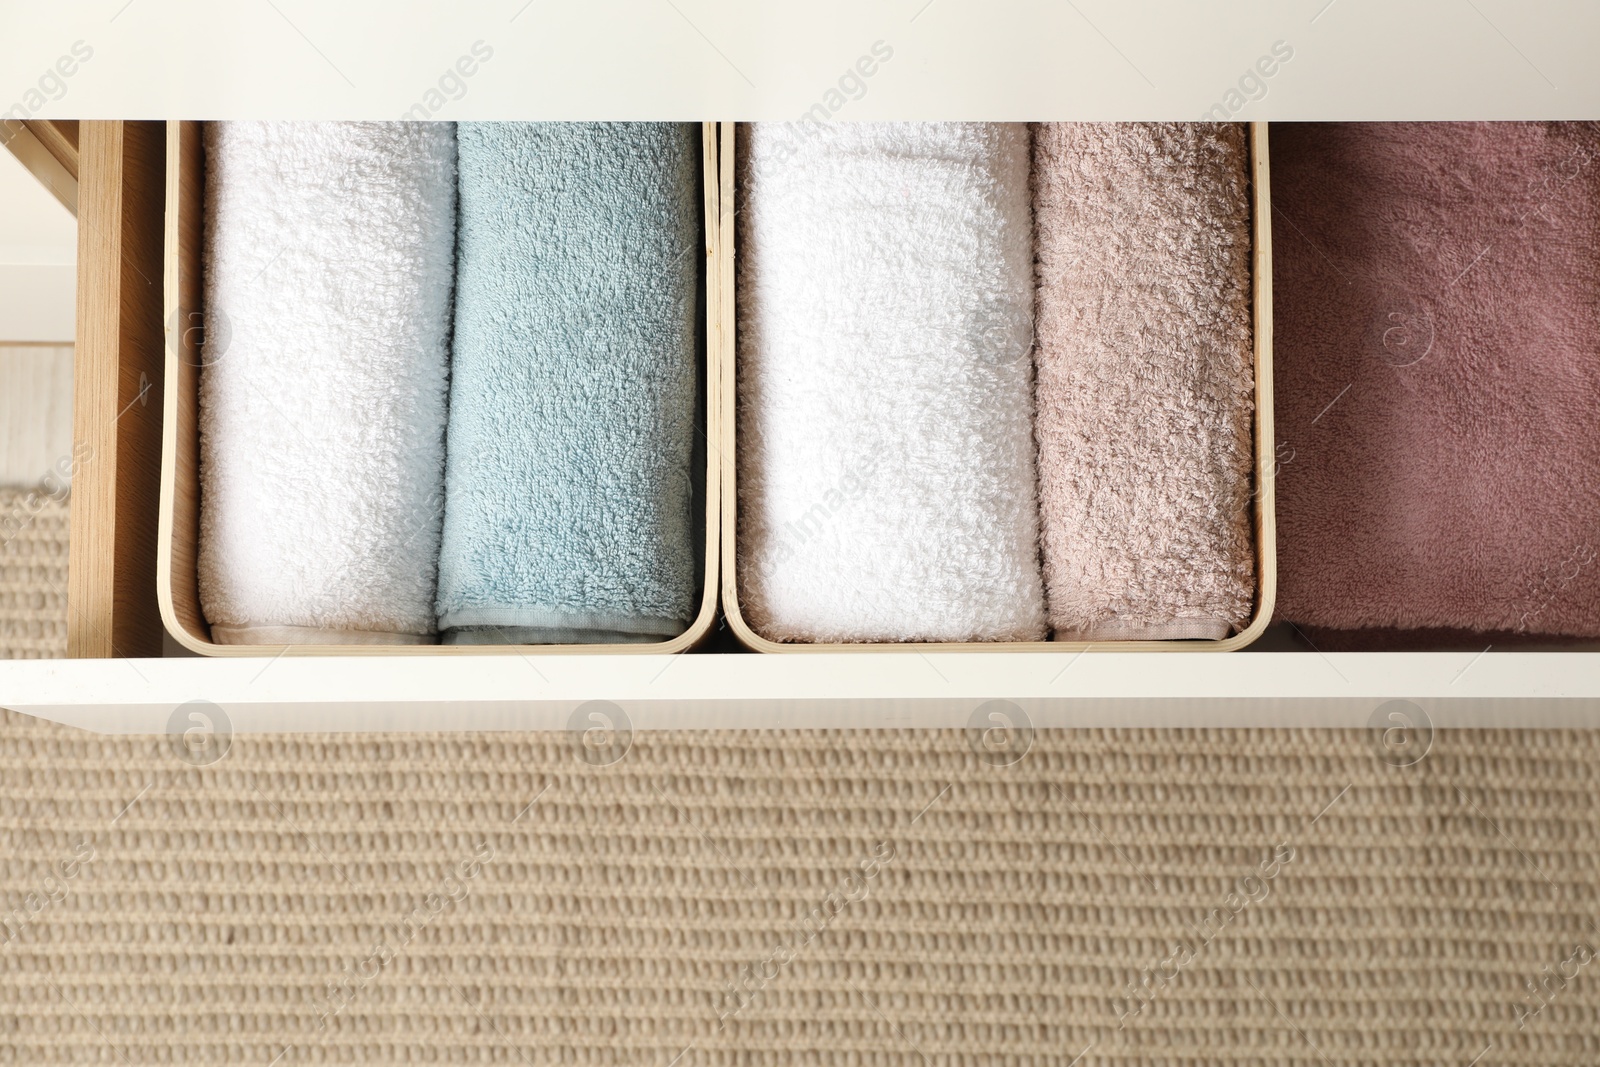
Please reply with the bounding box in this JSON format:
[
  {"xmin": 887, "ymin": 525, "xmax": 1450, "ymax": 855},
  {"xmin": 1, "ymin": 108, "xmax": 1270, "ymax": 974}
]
[{"xmin": 437, "ymin": 122, "xmax": 701, "ymax": 644}]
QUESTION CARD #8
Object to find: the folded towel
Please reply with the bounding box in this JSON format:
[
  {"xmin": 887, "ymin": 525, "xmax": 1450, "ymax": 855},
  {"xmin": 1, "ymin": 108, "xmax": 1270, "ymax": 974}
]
[
  {"xmin": 736, "ymin": 122, "xmax": 1047, "ymax": 643},
  {"xmin": 198, "ymin": 122, "xmax": 456, "ymax": 645},
  {"xmin": 1273, "ymin": 122, "xmax": 1600, "ymax": 636},
  {"xmin": 436, "ymin": 122, "xmax": 701, "ymax": 645},
  {"xmin": 1032, "ymin": 122, "xmax": 1257, "ymax": 642}
]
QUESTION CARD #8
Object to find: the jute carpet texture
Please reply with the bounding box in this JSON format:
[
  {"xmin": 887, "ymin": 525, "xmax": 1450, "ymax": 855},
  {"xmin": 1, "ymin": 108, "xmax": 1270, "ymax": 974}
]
[
  {"xmin": 0, "ymin": 491, "xmax": 68, "ymax": 659},
  {"xmin": 1, "ymin": 715, "xmax": 1598, "ymax": 1064}
]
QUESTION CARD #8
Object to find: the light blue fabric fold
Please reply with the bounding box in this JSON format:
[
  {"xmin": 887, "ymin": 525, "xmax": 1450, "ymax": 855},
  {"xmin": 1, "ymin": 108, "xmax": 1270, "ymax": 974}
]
[{"xmin": 437, "ymin": 122, "xmax": 701, "ymax": 644}]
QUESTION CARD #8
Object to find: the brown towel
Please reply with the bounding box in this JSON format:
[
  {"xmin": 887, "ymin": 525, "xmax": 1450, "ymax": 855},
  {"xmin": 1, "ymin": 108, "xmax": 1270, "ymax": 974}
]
[
  {"xmin": 1032, "ymin": 122, "xmax": 1257, "ymax": 641},
  {"xmin": 1272, "ymin": 122, "xmax": 1600, "ymax": 637}
]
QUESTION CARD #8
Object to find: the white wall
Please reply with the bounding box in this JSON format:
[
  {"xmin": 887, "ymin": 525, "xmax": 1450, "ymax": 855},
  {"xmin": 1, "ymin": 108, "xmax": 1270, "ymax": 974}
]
[
  {"xmin": 0, "ymin": 146, "xmax": 75, "ymax": 488},
  {"xmin": 0, "ymin": 144, "xmax": 74, "ymax": 344}
]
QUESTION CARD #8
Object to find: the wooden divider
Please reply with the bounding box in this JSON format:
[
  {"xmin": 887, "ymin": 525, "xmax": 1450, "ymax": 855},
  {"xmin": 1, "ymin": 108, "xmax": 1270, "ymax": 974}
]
[
  {"xmin": 68, "ymin": 121, "xmax": 166, "ymax": 659},
  {"xmin": 0, "ymin": 119, "xmax": 78, "ymax": 214},
  {"xmin": 24, "ymin": 119, "xmax": 79, "ymax": 178}
]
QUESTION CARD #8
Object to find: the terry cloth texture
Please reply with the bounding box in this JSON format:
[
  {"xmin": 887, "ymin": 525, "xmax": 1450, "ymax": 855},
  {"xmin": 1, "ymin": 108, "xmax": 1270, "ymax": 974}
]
[
  {"xmin": 0, "ymin": 489, "xmax": 67, "ymax": 657},
  {"xmin": 198, "ymin": 121, "xmax": 456, "ymax": 645},
  {"xmin": 1033, "ymin": 123, "xmax": 1257, "ymax": 642},
  {"xmin": 3, "ymin": 717, "xmax": 1600, "ymax": 1064},
  {"xmin": 1273, "ymin": 122, "xmax": 1600, "ymax": 637},
  {"xmin": 0, "ymin": 345, "xmax": 74, "ymax": 490},
  {"xmin": 736, "ymin": 122, "xmax": 1046, "ymax": 644},
  {"xmin": 437, "ymin": 123, "xmax": 700, "ymax": 645}
]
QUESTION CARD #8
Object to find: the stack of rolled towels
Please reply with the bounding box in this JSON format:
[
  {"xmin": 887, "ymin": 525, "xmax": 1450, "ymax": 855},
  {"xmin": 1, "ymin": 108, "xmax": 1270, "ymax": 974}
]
[
  {"xmin": 198, "ymin": 118, "xmax": 1600, "ymax": 649},
  {"xmin": 737, "ymin": 122, "xmax": 1260, "ymax": 644},
  {"xmin": 198, "ymin": 121, "xmax": 702, "ymax": 646},
  {"xmin": 197, "ymin": 119, "xmax": 1263, "ymax": 649}
]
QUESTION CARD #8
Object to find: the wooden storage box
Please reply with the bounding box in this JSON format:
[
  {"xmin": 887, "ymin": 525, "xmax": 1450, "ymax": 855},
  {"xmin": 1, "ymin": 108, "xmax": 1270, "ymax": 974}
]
[
  {"xmin": 717, "ymin": 121, "xmax": 1277, "ymax": 653},
  {"xmin": 157, "ymin": 121, "xmax": 722, "ymax": 656}
]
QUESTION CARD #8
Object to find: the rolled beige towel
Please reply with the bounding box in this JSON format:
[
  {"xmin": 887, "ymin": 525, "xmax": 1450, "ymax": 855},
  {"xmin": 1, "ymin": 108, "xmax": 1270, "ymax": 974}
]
[{"xmin": 1032, "ymin": 122, "xmax": 1257, "ymax": 641}]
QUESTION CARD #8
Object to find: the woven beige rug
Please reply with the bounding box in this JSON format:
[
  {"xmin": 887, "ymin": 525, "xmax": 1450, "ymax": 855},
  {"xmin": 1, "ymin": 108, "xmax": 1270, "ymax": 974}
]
[
  {"xmin": 0, "ymin": 488, "xmax": 69, "ymax": 658},
  {"xmin": 1, "ymin": 716, "xmax": 1597, "ymax": 1064}
]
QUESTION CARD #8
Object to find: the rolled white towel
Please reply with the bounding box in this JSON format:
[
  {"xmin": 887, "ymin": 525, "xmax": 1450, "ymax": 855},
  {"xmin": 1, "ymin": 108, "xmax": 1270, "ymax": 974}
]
[
  {"xmin": 736, "ymin": 122, "xmax": 1047, "ymax": 643},
  {"xmin": 197, "ymin": 122, "xmax": 456, "ymax": 644}
]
